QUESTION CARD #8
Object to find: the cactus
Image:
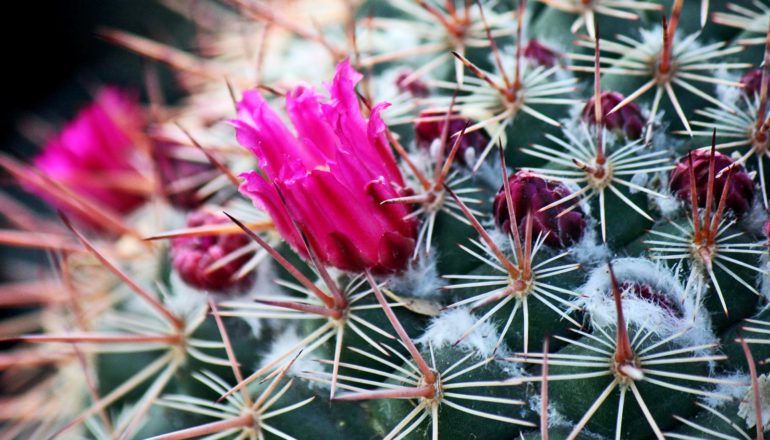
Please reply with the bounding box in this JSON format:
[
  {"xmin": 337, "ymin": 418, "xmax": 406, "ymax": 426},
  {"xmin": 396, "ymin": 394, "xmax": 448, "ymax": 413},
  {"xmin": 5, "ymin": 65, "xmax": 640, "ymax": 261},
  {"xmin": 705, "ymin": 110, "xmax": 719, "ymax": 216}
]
[{"xmin": 7, "ymin": 0, "xmax": 770, "ymax": 439}]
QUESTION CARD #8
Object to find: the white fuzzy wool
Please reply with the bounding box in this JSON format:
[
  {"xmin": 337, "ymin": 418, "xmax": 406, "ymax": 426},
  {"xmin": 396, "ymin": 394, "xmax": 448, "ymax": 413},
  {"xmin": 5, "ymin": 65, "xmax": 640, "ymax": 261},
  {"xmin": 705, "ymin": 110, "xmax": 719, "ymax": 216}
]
[
  {"xmin": 576, "ymin": 258, "xmax": 716, "ymax": 347},
  {"xmin": 259, "ymin": 324, "xmax": 326, "ymax": 382},
  {"xmin": 416, "ymin": 308, "xmax": 505, "ymax": 358},
  {"xmin": 386, "ymin": 253, "xmax": 445, "ymax": 298},
  {"xmin": 702, "ymin": 372, "xmax": 749, "ymax": 409},
  {"xmin": 739, "ymin": 374, "xmax": 770, "ymax": 430}
]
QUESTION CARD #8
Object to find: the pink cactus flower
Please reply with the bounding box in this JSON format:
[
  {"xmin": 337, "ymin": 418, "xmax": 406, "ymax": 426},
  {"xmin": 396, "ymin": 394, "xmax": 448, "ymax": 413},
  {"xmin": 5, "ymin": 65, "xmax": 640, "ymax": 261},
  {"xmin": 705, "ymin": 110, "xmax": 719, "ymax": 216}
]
[
  {"xmin": 669, "ymin": 150, "xmax": 755, "ymax": 217},
  {"xmin": 32, "ymin": 87, "xmax": 148, "ymax": 216},
  {"xmin": 493, "ymin": 170, "xmax": 587, "ymax": 249},
  {"xmin": 171, "ymin": 211, "xmax": 255, "ymax": 293},
  {"xmin": 235, "ymin": 60, "xmax": 417, "ymax": 274},
  {"xmin": 582, "ymin": 91, "xmax": 644, "ymax": 139}
]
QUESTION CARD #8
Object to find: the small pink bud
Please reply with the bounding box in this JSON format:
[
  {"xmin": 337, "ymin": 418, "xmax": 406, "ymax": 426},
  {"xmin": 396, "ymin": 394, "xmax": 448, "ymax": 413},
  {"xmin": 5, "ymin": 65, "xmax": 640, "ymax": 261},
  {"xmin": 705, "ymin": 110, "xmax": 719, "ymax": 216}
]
[
  {"xmin": 236, "ymin": 60, "xmax": 417, "ymax": 274},
  {"xmin": 493, "ymin": 171, "xmax": 586, "ymax": 248},
  {"xmin": 522, "ymin": 40, "xmax": 558, "ymax": 67},
  {"xmin": 414, "ymin": 110, "xmax": 489, "ymax": 166},
  {"xmin": 740, "ymin": 69, "xmax": 770, "ymax": 97},
  {"xmin": 170, "ymin": 211, "xmax": 255, "ymax": 293},
  {"xmin": 153, "ymin": 138, "xmax": 214, "ymax": 210},
  {"xmin": 395, "ymin": 70, "xmax": 429, "ymax": 98},
  {"xmin": 582, "ymin": 91, "xmax": 644, "ymax": 139},
  {"xmin": 669, "ymin": 150, "xmax": 755, "ymax": 217}
]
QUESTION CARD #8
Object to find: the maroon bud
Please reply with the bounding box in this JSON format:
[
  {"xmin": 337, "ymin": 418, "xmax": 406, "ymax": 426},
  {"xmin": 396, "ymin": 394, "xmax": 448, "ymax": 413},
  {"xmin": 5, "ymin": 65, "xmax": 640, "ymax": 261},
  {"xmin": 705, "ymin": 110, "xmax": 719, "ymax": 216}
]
[
  {"xmin": 154, "ymin": 139, "xmax": 215, "ymax": 210},
  {"xmin": 522, "ymin": 39, "xmax": 558, "ymax": 67},
  {"xmin": 493, "ymin": 171, "xmax": 587, "ymax": 248},
  {"xmin": 414, "ymin": 110, "xmax": 489, "ymax": 166},
  {"xmin": 620, "ymin": 281, "xmax": 683, "ymax": 319},
  {"xmin": 582, "ymin": 91, "xmax": 644, "ymax": 140},
  {"xmin": 669, "ymin": 150, "xmax": 755, "ymax": 217},
  {"xmin": 740, "ymin": 69, "xmax": 770, "ymax": 97},
  {"xmin": 395, "ymin": 70, "xmax": 430, "ymax": 98},
  {"xmin": 170, "ymin": 211, "xmax": 255, "ymax": 293}
]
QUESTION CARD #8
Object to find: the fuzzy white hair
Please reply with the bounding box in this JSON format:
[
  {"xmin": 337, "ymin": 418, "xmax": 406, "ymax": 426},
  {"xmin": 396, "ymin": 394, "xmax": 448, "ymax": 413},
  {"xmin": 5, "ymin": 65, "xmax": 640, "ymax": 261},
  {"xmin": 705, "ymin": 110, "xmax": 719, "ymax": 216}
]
[
  {"xmin": 739, "ymin": 374, "xmax": 770, "ymax": 430},
  {"xmin": 386, "ymin": 253, "xmax": 445, "ymax": 299},
  {"xmin": 258, "ymin": 324, "xmax": 326, "ymax": 383},
  {"xmin": 416, "ymin": 308, "xmax": 509, "ymax": 359},
  {"xmin": 576, "ymin": 258, "xmax": 716, "ymax": 348}
]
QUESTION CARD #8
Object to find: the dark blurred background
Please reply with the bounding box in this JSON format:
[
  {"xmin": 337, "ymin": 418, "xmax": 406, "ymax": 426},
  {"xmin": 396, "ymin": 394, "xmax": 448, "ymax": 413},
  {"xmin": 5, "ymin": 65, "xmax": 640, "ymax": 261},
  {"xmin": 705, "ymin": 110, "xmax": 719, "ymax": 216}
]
[
  {"xmin": 0, "ymin": 0, "xmax": 193, "ymax": 155},
  {"xmin": 0, "ymin": 1, "xmax": 193, "ymax": 287}
]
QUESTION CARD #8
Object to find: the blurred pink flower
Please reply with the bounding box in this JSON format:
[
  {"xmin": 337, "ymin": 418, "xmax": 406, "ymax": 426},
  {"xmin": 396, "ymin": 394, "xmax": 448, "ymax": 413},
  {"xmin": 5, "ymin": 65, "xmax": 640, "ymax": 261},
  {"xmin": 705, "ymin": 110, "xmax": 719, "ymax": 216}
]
[
  {"xmin": 33, "ymin": 87, "xmax": 149, "ymax": 216},
  {"xmin": 235, "ymin": 60, "xmax": 417, "ymax": 274}
]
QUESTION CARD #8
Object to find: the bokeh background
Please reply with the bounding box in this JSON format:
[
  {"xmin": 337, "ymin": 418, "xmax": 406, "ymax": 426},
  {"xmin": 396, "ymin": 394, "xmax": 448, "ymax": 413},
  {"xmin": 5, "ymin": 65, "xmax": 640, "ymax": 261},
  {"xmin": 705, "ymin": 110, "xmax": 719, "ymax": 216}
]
[{"xmin": 0, "ymin": 1, "xmax": 191, "ymax": 283}]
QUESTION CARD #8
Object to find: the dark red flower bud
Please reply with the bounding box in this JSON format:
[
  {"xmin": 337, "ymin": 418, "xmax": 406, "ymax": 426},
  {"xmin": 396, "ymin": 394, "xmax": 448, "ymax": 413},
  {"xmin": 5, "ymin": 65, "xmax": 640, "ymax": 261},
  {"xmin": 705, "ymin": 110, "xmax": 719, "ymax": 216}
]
[
  {"xmin": 395, "ymin": 70, "xmax": 429, "ymax": 98},
  {"xmin": 414, "ymin": 110, "xmax": 489, "ymax": 166},
  {"xmin": 620, "ymin": 281, "xmax": 683, "ymax": 319},
  {"xmin": 523, "ymin": 39, "xmax": 558, "ymax": 67},
  {"xmin": 153, "ymin": 139, "xmax": 215, "ymax": 210},
  {"xmin": 582, "ymin": 91, "xmax": 644, "ymax": 139},
  {"xmin": 740, "ymin": 69, "xmax": 770, "ymax": 97},
  {"xmin": 493, "ymin": 171, "xmax": 587, "ymax": 248},
  {"xmin": 669, "ymin": 150, "xmax": 755, "ymax": 217},
  {"xmin": 170, "ymin": 211, "xmax": 255, "ymax": 293}
]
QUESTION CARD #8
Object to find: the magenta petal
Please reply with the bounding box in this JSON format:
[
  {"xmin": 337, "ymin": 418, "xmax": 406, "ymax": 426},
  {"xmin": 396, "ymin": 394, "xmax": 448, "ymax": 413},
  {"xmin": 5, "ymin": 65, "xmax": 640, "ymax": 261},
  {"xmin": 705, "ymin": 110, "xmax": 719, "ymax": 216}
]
[
  {"xmin": 240, "ymin": 170, "xmax": 305, "ymax": 255},
  {"xmin": 377, "ymin": 232, "xmax": 416, "ymax": 274},
  {"xmin": 234, "ymin": 90, "xmax": 307, "ymax": 179},
  {"xmin": 235, "ymin": 60, "xmax": 417, "ymax": 274},
  {"xmin": 286, "ymin": 86, "xmax": 339, "ymax": 162}
]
